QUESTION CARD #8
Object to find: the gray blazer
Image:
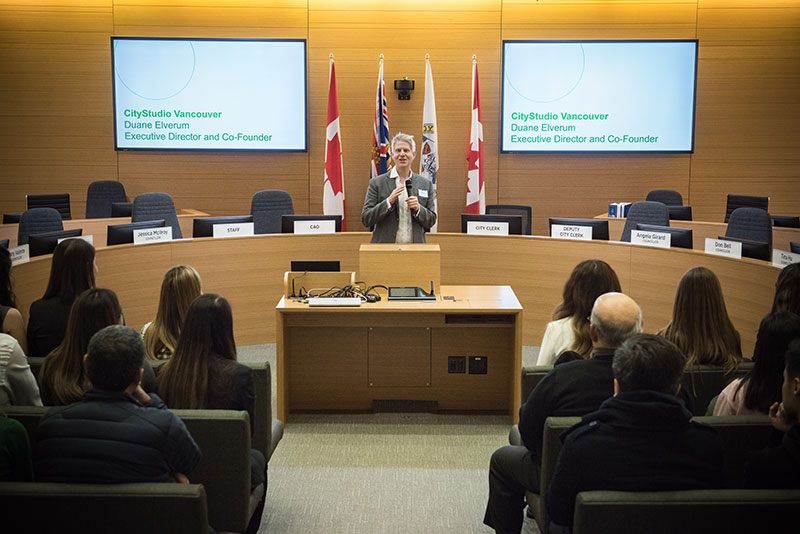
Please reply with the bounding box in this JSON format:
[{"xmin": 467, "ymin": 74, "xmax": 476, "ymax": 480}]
[{"xmin": 361, "ymin": 172, "xmax": 437, "ymax": 243}]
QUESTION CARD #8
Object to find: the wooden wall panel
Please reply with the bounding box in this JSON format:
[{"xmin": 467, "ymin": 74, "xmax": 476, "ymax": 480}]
[
  {"xmin": 691, "ymin": 0, "xmax": 800, "ymax": 222},
  {"xmin": 0, "ymin": 1, "xmax": 116, "ymax": 218}
]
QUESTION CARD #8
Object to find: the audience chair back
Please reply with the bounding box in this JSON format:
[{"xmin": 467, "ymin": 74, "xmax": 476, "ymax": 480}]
[
  {"xmin": 725, "ymin": 207, "xmax": 772, "ymax": 250},
  {"xmin": 725, "ymin": 194, "xmax": 769, "ymax": 223},
  {"xmin": 0, "ymin": 482, "xmax": 209, "ymax": 534},
  {"xmin": 27, "ymin": 193, "xmax": 71, "ymax": 220},
  {"xmin": 681, "ymin": 362, "xmax": 753, "ymax": 416},
  {"xmin": 572, "ymin": 489, "xmax": 800, "ymax": 534},
  {"xmin": 620, "ymin": 201, "xmax": 670, "ymax": 242},
  {"xmin": 85, "ymin": 180, "xmax": 127, "ymax": 218},
  {"xmin": 251, "ymin": 190, "xmax": 294, "ymax": 234},
  {"xmin": 17, "ymin": 207, "xmax": 63, "ymax": 245},
  {"xmin": 645, "ymin": 189, "xmax": 683, "ymax": 206},
  {"xmin": 132, "ymin": 192, "xmax": 183, "ymax": 239},
  {"xmin": 486, "ymin": 204, "xmax": 533, "ymax": 235}
]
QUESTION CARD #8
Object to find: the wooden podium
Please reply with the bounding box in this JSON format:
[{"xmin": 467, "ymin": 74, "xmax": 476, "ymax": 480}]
[
  {"xmin": 358, "ymin": 243, "xmax": 441, "ymax": 294},
  {"xmin": 275, "ymin": 285, "xmax": 523, "ymax": 423}
]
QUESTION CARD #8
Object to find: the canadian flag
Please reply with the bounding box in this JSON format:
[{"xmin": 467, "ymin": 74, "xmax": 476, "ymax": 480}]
[
  {"xmin": 465, "ymin": 55, "xmax": 485, "ymax": 215},
  {"xmin": 323, "ymin": 55, "xmax": 346, "ymax": 230}
]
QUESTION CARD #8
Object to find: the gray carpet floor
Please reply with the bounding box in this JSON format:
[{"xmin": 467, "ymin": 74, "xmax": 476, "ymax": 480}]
[{"xmin": 237, "ymin": 344, "xmax": 542, "ymax": 534}]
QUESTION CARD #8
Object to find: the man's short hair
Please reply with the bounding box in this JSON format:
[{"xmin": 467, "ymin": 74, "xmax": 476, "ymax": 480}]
[
  {"xmin": 590, "ymin": 303, "xmax": 642, "ymax": 347},
  {"xmin": 85, "ymin": 325, "xmax": 145, "ymax": 392},
  {"xmin": 613, "ymin": 334, "xmax": 686, "ymax": 394},
  {"xmin": 391, "ymin": 132, "xmax": 416, "ymax": 153}
]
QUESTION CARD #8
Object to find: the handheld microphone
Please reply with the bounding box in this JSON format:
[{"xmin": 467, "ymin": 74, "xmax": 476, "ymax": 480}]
[{"xmin": 405, "ymin": 179, "xmax": 413, "ymax": 197}]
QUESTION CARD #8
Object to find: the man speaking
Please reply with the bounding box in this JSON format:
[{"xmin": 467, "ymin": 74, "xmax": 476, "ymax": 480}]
[{"xmin": 362, "ymin": 132, "xmax": 437, "ymax": 243}]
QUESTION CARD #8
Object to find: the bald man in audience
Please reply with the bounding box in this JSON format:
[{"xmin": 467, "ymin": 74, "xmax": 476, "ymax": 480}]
[{"xmin": 484, "ymin": 292, "xmax": 642, "ymax": 534}]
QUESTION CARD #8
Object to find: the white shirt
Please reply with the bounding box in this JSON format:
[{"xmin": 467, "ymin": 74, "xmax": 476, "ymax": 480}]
[
  {"xmin": 0, "ymin": 333, "xmax": 42, "ymax": 406},
  {"xmin": 536, "ymin": 317, "xmax": 576, "ymax": 366},
  {"xmin": 386, "ymin": 168, "xmax": 413, "ymax": 244}
]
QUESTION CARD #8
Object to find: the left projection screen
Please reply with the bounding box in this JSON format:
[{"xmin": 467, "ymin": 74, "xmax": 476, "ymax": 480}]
[{"xmin": 112, "ymin": 38, "xmax": 307, "ymax": 151}]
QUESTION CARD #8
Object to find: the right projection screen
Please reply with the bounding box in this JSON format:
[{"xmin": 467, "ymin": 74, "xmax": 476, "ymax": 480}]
[{"xmin": 502, "ymin": 40, "xmax": 698, "ymax": 153}]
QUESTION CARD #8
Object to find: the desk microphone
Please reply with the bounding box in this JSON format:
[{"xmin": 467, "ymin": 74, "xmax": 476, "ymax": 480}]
[{"xmin": 405, "ymin": 179, "xmax": 413, "ymax": 198}]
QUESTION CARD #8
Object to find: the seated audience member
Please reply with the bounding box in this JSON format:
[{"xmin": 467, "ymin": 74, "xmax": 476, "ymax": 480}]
[
  {"xmin": 0, "ymin": 247, "xmax": 27, "ymax": 353},
  {"xmin": 657, "ymin": 266, "xmax": 742, "ymax": 372},
  {"xmin": 39, "ymin": 288, "xmax": 156, "ymax": 406},
  {"xmin": 772, "ymin": 263, "xmax": 800, "ymax": 315},
  {"xmin": 484, "ymin": 292, "xmax": 642, "ymax": 534},
  {"xmin": 157, "ymin": 293, "xmax": 265, "ymax": 534},
  {"xmin": 35, "ymin": 325, "xmax": 200, "ymax": 483},
  {"xmin": 745, "ymin": 338, "xmax": 800, "ymax": 488},
  {"xmin": 0, "ymin": 415, "xmax": 33, "ymax": 481},
  {"xmin": 142, "ymin": 265, "xmax": 202, "ymax": 360},
  {"xmin": 714, "ymin": 312, "xmax": 800, "ymax": 416},
  {"xmin": 537, "ymin": 260, "xmax": 622, "ymax": 365},
  {"xmin": 27, "ymin": 238, "xmax": 96, "ymax": 357},
  {"xmin": 546, "ymin": 334, "xmax": 724, "ymax": 531},
  {"xmin": 0, "ymin": 333, "xmax": 41, "ymax": 406}
]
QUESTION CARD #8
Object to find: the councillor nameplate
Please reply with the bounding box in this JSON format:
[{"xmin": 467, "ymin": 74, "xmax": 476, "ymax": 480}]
[
  {"xmin": 631, "ymin": 230, "xmax": 670, "ymax": 249},
  {"xmin": 705, "ymin": 238, "xmax": 742, "ymax": 259},
  {"xmin": 133, "ymin": 226, "xmax": 173, "ymax": 245},
  {"xmin": 213, "ymin": 222, "xmax": 255, "ymax": 238},
  {"xmin": 773, "ymin": 249, "xmax": 800, "ymax": 268},
  {"xmin": 551, "ymin": 224, "xmax": 592, "ymax": 241},
  {"xmin": 9, "ymin": 245, "xmax": 29, "ymax": 266}
]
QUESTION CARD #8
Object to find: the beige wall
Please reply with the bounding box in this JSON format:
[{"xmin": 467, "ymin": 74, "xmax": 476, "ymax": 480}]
[{"xmin": 1, "ymin": 0, "xmax": 798, "ymax": 235}]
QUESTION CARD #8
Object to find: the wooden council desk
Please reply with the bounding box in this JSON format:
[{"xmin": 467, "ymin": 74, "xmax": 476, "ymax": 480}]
[{"xmin": 275, "ymin": 286, "xmax": 523, "ymax": 422}]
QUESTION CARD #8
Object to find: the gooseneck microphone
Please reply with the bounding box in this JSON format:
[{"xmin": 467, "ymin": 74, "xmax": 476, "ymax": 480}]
[{"xmin": 405, "ymin": 179, "xmax": 413, "ymax": 198}]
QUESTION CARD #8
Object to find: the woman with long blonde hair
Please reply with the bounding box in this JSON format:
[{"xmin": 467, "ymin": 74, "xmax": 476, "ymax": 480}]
[
  {"xmin": 537, "ymin": 259, "xmax": 622, "ymax": 365},
  {"xmin": 142, "ymin": 265, "xmax": 201, "ymax": 360},
  {"xmin": 657, "ymin": 266, "xmax": 742, "ymax": 372}
]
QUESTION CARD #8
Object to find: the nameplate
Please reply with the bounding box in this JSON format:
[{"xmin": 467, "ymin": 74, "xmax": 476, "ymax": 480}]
[
  {"xmin": 705, "ymin": 238, "xmax": 742, "ymax": 259},
  {"xmin": 467, "ymin": 221, "xmax": 509, "ymax": 236},
  {"xmin": 133, "ymin": 226, "xmax": 173, "ymax": 245},
  {"xmin": 294, "ymin": 220, "xmax": 336, "ymax": 234},
  {"xmin": 631, "ymin": 230, "xmax": 671, "ymax": 249},
  {"xmin": 9, "ymin": 245, "xmax": 29, "ymax": 266},
  {"xmin": 551, "ymin": 224, "xmax": 592, "ymax": 241},
  {"xmin": 57, "ymin": 235, "xmax": 94, "ymax": 245},
  {"xmin": 773, "ymin": 249, "xmax": 800, "ymax": 267},
  {"xmin": 213, "ymin": 222, "xmax": 254, "ymax": 239}
]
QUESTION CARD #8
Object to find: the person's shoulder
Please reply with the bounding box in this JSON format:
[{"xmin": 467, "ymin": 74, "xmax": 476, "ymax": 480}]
[
  {"xmin": 412, "ymin": 172, "xmax": 433, "ymax": 186},
  {"xmin": 562, "ymin": 418, "xmax": 605, "ymax": 446}
]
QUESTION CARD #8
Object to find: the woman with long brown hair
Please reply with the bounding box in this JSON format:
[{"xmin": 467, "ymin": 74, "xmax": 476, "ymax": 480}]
[
  {"xmin": 142, "ymin": 265, "xmax": 201, "ymax": 360},
  {"xmin": 0, "ymin": 247, "xmax": 26, "ymax": 353},
  {"xmin": 157, "ymin": 293, "xmax": 265, "ymax": 534},
  {"xmin": 27, "ymin": 238, "xmax": 96, "ymax": 356},
  {"xmin": 657, "ymin": 266, "xmax": 742, "ymax": 372},
  {"xmin": 537, "ymin": 259, "xmax": 622, "ymax": 365},
  {"xmin": 39, "ymin": 288, "xmax": 156, "ymax": 405}
]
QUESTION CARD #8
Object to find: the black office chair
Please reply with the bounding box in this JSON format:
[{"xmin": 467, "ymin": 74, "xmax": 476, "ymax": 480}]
[
  {"xmin": 132, "ymin": 192, "xmax": 182, "ymax": 239},
  {"xmin": 620, "ymin": 201, "xmax": 670, "ymax": 242},
  {"xmin": 725, "ymin": 194, "xmax": 769, "ymax": 223},
  {"xmin": 772, "ymin": 215, "xmax": 800, "ymax": 228},
  {"xmin": 486, "ymin": 204, "xmax": 532, "ymax": 235},
  {"xmin": 725, "ymin": 207, "xmax": 772, "ymax": 250},
  {"xmin": 27, "ymin": 194, "xmax": 71, "ymax": 220},
  {"xmin": 86, "ymin": 180, "xmax": 127, "ymax": 218},
  {"xmin": 251, "ymin": 190, "xmax": 294, "ymax": 234},
  {"xmin": 111, "ymin": 202, "xmax": 134, "ymax": 217},
  {"xmin": 645, "ymin": 189, "xmax": 683, "ymax": 206},
  {"xmin": 17, "ymin": 208, "xmax": 64, "ymax": 245}
]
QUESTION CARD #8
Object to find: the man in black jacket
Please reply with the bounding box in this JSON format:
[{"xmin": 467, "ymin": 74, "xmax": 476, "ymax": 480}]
[
  {"xmin": 35, "ymin": 325, "xmax": 201, "ymax": 483},
  {"xmin": 484, "ymin": 292, "xmax": 642, "ymax": 534},
  {"xmin": 546, "ymin": 334, "xmax": 724, "ymax": 530}
]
